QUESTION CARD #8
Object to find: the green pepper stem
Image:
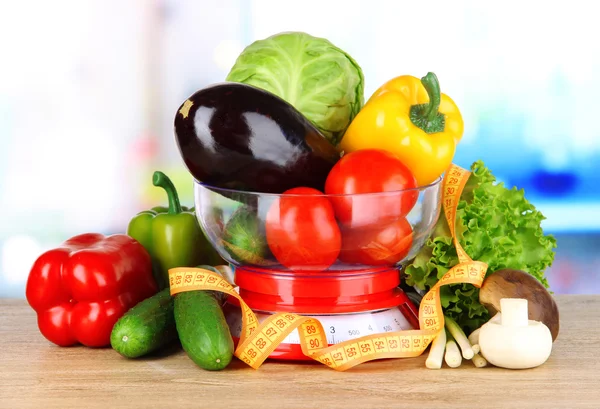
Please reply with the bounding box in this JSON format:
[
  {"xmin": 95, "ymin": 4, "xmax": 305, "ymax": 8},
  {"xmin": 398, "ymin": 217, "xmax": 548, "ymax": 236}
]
[
  {"xmin": 153, "ymin": 171, "xmax": 182, "ymax": 214},
  {"xmin": 421, "ymin": 72, "xmax": 442, "ymax": 122}
]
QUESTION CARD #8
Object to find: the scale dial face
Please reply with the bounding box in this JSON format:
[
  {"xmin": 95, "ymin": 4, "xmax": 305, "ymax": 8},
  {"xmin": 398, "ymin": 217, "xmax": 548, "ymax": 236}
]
[{"xmin": 224, "ymin": 304, "xmax": 413, "ymax": 345}]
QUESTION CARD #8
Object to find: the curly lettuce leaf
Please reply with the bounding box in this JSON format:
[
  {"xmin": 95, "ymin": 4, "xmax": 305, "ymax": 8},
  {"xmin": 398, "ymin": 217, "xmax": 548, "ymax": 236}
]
[{"xmin": 404, "ymin": 160, "xmax": 557, "ymax": 333}]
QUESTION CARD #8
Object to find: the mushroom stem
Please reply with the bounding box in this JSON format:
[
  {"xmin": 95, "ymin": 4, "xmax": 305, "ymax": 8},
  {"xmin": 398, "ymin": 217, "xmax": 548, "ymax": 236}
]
[{"xmin": 500, "ymin": 298, "xmax": 529, "ymax": 327}]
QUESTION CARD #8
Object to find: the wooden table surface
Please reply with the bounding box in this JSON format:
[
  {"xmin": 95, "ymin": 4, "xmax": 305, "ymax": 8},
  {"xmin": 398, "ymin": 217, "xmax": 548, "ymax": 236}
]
[{"xmin": 1, "ymin": 295, "xmax": 599, "ymax": 409}]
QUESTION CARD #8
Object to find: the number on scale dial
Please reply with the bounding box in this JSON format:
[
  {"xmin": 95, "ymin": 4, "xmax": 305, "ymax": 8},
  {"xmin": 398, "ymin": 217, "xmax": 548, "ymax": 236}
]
[{"xmin": 225, "ymin": 306, "xmax": 412, "ymax": 345}]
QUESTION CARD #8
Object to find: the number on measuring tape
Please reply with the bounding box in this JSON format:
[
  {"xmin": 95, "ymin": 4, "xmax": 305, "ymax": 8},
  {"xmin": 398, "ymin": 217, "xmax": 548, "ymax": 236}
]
[
  {"xmin": 374, "ymin": 339, "xmax": 386, "ymax": 351},
  {"xmin": 424, "ymin": 318, "xmax": 437, "ymax": 326},
  {"xmin": 255, "ymin": 338, "xmax": 267, "ymax": 349}
]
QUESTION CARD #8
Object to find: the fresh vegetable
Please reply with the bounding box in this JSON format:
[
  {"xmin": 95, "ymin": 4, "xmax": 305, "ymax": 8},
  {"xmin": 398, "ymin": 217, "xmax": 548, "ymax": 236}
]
[
  {"xmin": 444, "ymin": 334, "xmax": 462, "ymax": 368},
  {"xmin": 467, "ymin": 327, "xmax": 481, "ymax": 349},
  {"xmin": 324, "ymin": 149, "xmax": 418, "ymax": 228},
  {"xmin": 222, "ymin": 206, "xmax": 270, "ymax": 265},
  {"xmin": 472, "ymin": 353, "xmax": 488, "ymax": 368},
  {"xmin": 471, "ymin": 345, "xmax": 480, "ymax": 355},
  {"xmin": 444, "ymin": 315, "xmax": 474, "ymax": 360},
  {"xmin": 226, "ymin": 31, "xmax": 365, "ymax": 146},
  {"xmin": 479, "ymin": 268, "xmax": 560, "ymax": 341},
  {"xmin": 478, "ymin": 298, "xmax": 553, "ymax": 369},
  {"xmin": 404, "ymin": 160, "xmax": 557, "ymax": 333},
  {"xmin": 426, "ymin": 317, "xmax": 487, "ymax": 370},
  {"xmin": 128, "ymin": 171, "xmax": 222, "ymax": 289},
  {"xmin": 339, "ymin": 72, "xmax": 463, "ymax": 186},
  {"xmin": 110, "ymin": 288, "xmax": 177, "ymax": 358},
  {"xmin": 25, "ymin": 233, "xmax": 158, "ymax": 347},
  {"xmin": 425, "ymin": 328, "xmax": 446, "ymax": 369},
  {"xmin": 266, "ymin": 187, "xmax": 341, "ymax": 271},
  {"xmin": 174, "ymin": 271, "xmax": 234, "ymax": 371},
  {"xmin": 338, "ymin": 218, "xmax": 413, "ymax": 266},
  {"xmin": 174, "ymin": 83, "xmax": 340, "ymax": 194}
]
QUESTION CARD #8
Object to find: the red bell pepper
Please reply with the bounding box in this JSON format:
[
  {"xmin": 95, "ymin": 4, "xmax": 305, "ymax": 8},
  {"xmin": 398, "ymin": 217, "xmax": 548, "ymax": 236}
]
[{"xmin": 26, "ymin": 233, "xmax": 158, "ymax": 347}]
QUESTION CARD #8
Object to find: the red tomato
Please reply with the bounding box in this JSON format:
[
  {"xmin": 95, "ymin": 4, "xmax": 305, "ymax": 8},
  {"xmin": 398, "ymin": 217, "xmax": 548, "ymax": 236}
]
[
  {"xmin": 324, "ymin": 149, "xmax": 418, "ymax": 228},
  {"xmin": 339, "ymin": 218, "xmax": 413, "ymax": 266},
  {"xmin": 266, "ymin": 187, "xmax": 341, "ymax": 272}
]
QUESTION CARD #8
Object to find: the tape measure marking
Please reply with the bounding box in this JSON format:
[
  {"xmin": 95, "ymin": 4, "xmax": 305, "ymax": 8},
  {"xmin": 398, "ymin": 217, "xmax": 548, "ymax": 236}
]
[{"xmin": 169, "ymin": 163, "xmax": 488, "ymax": 371}]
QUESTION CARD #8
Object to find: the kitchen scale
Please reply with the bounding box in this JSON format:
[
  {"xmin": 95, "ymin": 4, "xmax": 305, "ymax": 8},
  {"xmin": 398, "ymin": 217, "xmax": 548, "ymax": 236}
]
[
  {"xmin": 192, "ymin": 169, "xmax": 441, "ymax": 362},
  {"xmin": 221, "ymin": 264, "xmax": 420, "ymax": 361}
]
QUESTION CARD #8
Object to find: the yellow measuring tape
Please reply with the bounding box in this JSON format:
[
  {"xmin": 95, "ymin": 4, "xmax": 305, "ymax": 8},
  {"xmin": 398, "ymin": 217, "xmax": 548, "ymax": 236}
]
[{"xmin": 168, "ymin": 164, "xmax": 488, "ymax": 371}]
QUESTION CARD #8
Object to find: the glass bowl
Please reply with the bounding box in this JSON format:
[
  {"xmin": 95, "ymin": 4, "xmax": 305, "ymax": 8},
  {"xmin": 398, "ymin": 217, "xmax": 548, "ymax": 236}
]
[
  {"xmin": 195, "ymin": 179, "xmax": 441, "ymax": 315},
  {"xmin": 194, "ymin": 179, "xmax": 442, "ymax": 275}
]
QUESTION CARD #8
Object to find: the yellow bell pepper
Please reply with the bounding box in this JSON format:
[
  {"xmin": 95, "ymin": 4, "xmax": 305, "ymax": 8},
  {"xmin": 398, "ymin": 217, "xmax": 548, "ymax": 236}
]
[{"xmin": 339, "ymin": 72, "xmax": 464, "ymax": 186}]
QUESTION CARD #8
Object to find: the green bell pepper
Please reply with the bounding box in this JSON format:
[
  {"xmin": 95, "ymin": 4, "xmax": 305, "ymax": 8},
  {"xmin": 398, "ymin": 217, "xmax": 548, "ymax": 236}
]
[{"xmin": 127, "ymin": 171, "xmax": 223, "ymax": 289}]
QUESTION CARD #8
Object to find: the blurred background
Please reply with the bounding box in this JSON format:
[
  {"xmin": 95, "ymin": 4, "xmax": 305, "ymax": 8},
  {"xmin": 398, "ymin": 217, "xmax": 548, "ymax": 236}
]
[{"xmin": 1, "ymin": 0, "xmax": 598, "ymax": 298}]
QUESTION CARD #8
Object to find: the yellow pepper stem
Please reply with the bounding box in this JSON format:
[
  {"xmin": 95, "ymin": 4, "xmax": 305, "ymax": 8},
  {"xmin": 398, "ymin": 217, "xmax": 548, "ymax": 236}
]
[
  {"xmin": 422, "ymin": 73, "xmax": 441, "ymax": 121},
  {"xmin": 409, "ymin": 72, "xmax": 445, "ymax": 134}
]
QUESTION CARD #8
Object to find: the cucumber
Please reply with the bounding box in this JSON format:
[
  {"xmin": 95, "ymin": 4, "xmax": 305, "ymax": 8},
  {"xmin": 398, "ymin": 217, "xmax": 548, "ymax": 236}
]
[
  {"xmin": 110, "ymin": 288, "xmax": 177, "ymax": 358},
  {"xmin": 174, "ymin": 289, "xmax": 234, "ymax": 371}
]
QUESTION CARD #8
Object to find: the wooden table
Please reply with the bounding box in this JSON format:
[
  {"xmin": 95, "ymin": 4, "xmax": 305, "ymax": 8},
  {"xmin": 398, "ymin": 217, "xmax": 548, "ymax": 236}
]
[{"xmin": 1, "ymin": 295, "xmax": 599, "ymax": 409}]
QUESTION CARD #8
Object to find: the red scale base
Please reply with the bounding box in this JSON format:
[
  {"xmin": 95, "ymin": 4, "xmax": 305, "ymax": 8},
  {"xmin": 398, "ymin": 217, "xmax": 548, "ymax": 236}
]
[{"xmin": 224, "ymin": 265, "xmax": 420, "ymax": 361}]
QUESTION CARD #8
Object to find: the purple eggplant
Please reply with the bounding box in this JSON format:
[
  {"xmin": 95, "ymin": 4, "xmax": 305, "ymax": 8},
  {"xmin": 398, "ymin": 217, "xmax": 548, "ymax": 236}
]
[{"xmin": 173, "ymin": 82, "xmax": 340, "ymax": 193}]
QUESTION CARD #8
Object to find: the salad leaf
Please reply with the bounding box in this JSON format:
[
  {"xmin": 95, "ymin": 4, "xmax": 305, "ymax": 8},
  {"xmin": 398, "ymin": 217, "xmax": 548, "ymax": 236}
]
[
  {"xmin": 226, "ymin": 32, "xmax": 364, "ymax": 146},
  {"xmin": 404, "ymin": 160, "xmax": 557, "ymax": 333}
]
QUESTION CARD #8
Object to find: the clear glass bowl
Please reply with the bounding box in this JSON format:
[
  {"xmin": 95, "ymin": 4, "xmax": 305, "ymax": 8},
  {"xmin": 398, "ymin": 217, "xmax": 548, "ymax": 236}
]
[{"xmin": 194, "ymin": 179, "xmax": 442, "ymax": 274}]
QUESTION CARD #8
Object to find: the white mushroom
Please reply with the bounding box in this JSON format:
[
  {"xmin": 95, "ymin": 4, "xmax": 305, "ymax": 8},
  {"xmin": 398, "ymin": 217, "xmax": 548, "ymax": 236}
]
[
  {"xmin": 478, "ymin": 298, "xmax": 553, "ymax": 369},
  {"xmin": 479, "ymin": 269, "xmax": 560, "ymax": 341}
]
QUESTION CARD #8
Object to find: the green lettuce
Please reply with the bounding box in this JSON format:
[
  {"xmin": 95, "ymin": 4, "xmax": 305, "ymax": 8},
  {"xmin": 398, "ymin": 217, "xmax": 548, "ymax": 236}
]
[{"xmin": 404, "ymin": 160, "xmax": 557, "ymax": 333}]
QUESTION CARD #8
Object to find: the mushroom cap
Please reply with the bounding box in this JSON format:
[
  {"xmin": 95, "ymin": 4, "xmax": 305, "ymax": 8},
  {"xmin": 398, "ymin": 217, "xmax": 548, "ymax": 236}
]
[{"xmin": 479, "ymin": 268, "xmax": 560, "ymax": 341}]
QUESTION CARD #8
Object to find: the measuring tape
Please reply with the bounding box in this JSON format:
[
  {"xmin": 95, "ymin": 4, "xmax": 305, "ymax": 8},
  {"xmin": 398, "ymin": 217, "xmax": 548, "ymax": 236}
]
[{"xmin": 168, "ymin": 164, "xmax": 488, "ymax": 371}]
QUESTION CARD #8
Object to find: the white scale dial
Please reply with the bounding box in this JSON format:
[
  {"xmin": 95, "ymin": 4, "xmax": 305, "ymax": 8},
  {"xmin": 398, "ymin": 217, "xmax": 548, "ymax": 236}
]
[{"xmin": 224, "ymin": 305, "xmax": 413, "ymax": 345}]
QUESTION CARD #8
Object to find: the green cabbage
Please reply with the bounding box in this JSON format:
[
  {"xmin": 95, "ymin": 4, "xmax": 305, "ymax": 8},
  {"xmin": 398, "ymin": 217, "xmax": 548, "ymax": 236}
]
[
  {"xmin": 404, "ymin": 160, "xmax": 557, "ymax": 334},
  {"xmin": 226, "ymin": 32, "xmax": 364, "ymax": 146}
]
